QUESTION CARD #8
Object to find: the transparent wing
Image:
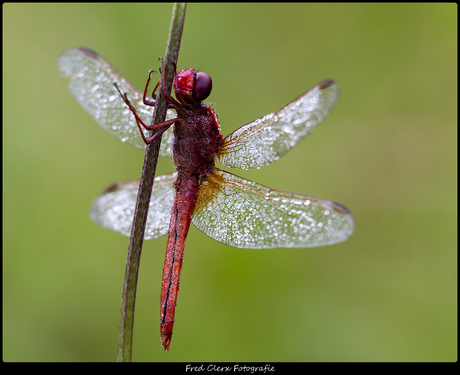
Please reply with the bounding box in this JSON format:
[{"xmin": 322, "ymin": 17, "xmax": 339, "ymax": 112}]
[
  {"xmin": 58, "ymin": 47, "xmax": 174, "ymax": 157},
  {"xmin": 192, "ymin": 168, "xmax": 354, "ymax": 249},
  {"xmin": 218, "ymin": 80, "xmax": 339, "ymax": 169},
  {"xmin": 90, "ymin": 172, "xmax": 177, "ymax": 240}
]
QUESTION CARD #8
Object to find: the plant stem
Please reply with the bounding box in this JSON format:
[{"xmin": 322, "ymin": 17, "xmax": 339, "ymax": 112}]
[{"xmin": 117, "ymin": 3, "xmax": 187, "ymax": 362}]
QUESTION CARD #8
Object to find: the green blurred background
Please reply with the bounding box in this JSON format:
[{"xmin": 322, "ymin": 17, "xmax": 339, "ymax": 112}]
[{"xmin": 3, "ymin": 4, "xmax": 456, "ymax": 361}]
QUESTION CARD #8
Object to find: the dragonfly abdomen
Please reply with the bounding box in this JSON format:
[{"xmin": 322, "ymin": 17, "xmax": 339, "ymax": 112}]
[{"xmin": 160, "ymin": 173, "xmax": 200, "ymax": 350}]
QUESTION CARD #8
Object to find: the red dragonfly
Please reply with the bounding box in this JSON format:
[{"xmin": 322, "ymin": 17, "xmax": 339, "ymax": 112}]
[{"xmin": 58, "ymin": 47, "xmax": 354, "ymax": 350}]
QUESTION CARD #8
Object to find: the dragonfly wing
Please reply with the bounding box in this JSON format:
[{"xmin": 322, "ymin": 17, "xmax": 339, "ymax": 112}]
[
  {"xmin": 218, "ymin": 80, "xmax": 339, "ymax": 169},
  {"xmin": 58, "ymin": 47, "xmax": 174, "ymax": 157},
  {"xmin": 192, "ymin": 168, "xmax": 354, "ymax": 248},
  {"xmin": 90, "ymin": 172, "xmax": 176, "ymax": 240}
]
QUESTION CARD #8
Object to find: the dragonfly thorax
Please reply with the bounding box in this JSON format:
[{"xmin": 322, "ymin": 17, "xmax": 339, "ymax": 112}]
[{"xmin": 172, "ymin": 105, "xmax": 222, "ymax": 176}]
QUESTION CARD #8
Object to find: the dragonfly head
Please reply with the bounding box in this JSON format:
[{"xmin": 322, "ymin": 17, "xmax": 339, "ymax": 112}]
[{"xmin": 175, "ymin": 68, "xmax": 212, "ymax": 104}]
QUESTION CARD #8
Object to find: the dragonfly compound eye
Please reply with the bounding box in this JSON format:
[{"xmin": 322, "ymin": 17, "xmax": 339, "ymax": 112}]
[{"xmin": 193, "ymin": 72, "xmax": 212, "ymax": 102}]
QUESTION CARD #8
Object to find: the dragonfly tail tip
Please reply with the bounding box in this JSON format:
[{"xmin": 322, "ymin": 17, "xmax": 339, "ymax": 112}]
[{"xmin": 161, "ymin": 335, "xmax": 172, "ymax": 351}]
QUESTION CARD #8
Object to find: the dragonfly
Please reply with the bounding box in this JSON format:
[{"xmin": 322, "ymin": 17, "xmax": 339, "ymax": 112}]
[{"xmin": 58, "ymin": 47, "xmax": 354, "ymax": 351}]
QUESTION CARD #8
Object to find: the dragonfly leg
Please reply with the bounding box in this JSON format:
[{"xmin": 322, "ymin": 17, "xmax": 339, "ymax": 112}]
[
  {"xmin": 114, "ymin": 82, "xmax": 152, "ymax": 128},
  {"xmin": 142, "ymin": 65, "xmax": 182, "ymax": 111},
  {"xmin": 114, "ymin": 82, "xmax": 182, "ymax": 145},
  {"xmin": 142, "ymin": 70, "xmax": 157, "ymax": 106},
  {"xmin": 158, "ymin": 58, "xmax": 190, "ymax": 109},
  {"xmin": 142, "ymin": 69, "xmax": 177, "ymax": 109},
  {"xmin": 141, "ymin": 120, "xmax": 178, "ymax": 145}
]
